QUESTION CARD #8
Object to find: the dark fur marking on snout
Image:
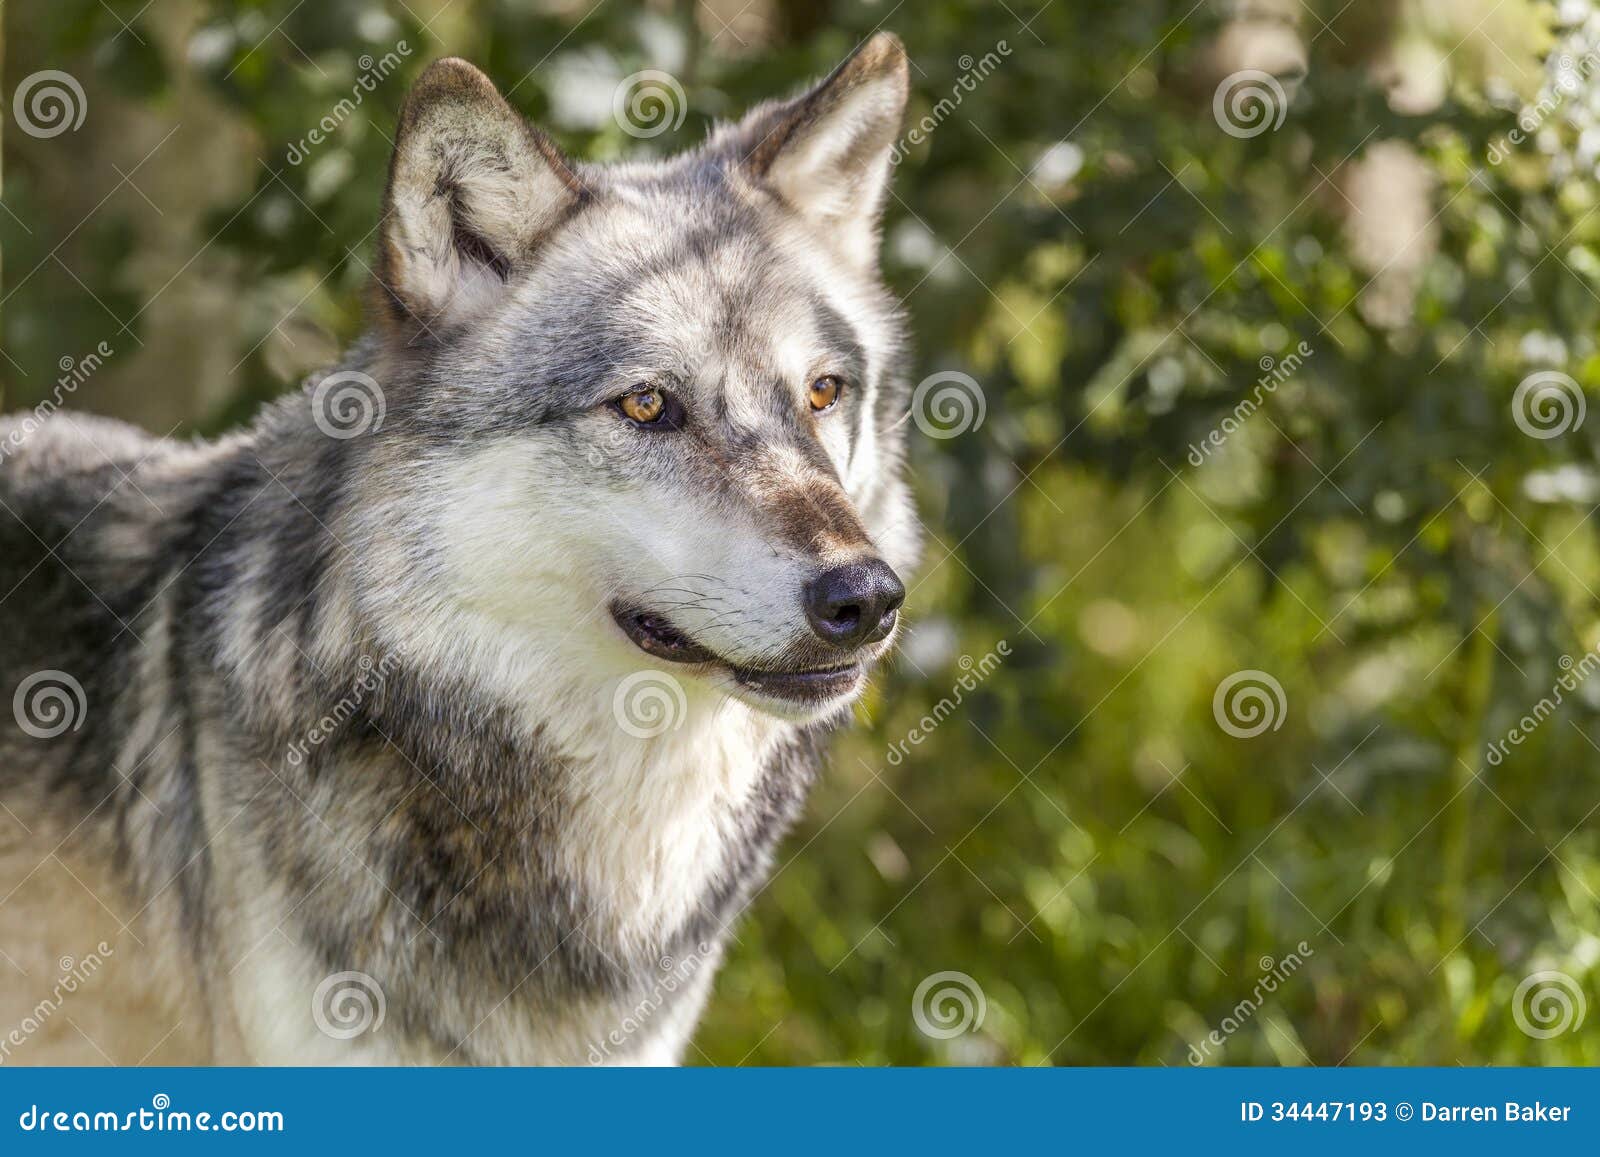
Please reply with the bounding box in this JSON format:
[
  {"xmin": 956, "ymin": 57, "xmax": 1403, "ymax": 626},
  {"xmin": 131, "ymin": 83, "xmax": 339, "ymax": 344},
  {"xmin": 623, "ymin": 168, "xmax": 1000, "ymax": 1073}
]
[{"xmin": 766, "ymin": 479, "xmax": 873, "ymax": 555}]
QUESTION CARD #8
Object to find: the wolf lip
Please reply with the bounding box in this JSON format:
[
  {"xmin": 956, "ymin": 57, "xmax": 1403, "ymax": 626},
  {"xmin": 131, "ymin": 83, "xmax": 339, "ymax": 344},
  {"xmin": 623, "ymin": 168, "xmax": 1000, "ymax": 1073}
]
[
  {"xmin": 727, "ymin": 663, "xmax": 863, "ymax": 703},
  {"xmin": 612, "ymin": 605, "xmax": 718, "ymax": 664},
  {"xmin": 610, "ymin": 604, "xmax": 863, "ymax": 703}
]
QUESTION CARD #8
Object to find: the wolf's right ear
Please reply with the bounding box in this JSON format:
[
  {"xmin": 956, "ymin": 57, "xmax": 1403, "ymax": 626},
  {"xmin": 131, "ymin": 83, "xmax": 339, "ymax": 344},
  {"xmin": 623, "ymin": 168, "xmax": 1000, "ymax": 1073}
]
[{"xmin": 376, "ymin": 58, "xmax": 583, "ymax": 335}]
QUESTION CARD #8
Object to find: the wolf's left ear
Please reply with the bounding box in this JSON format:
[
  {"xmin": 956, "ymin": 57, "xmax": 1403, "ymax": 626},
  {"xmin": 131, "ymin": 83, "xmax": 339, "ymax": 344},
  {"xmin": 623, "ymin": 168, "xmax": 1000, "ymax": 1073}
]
[
  {"xmin": 727, "ymin": 33, "xmax": 909, "ymax": 267},
  {"xmin": 377, "ymin": 58, "xmax": 583, "ymax": 334}
]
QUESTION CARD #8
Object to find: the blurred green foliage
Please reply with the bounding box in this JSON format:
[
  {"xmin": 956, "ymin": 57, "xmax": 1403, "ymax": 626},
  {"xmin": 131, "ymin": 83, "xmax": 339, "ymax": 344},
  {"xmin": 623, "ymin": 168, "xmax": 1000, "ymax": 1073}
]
[{"xmin": 6, "ymin": 0, "xmax": 1600, "ymax": 1064}]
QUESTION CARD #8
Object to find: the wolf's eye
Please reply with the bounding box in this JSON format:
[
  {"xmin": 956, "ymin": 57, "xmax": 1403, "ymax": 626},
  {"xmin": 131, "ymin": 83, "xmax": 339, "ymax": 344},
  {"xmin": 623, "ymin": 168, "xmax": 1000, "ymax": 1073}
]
[
  {"xmin": 617, "ymin": 387, "xmax": 666, "ymax": 424},
  {"xmin": 808, "ymin": 375, "xmax": 843, "ymax": 412}
]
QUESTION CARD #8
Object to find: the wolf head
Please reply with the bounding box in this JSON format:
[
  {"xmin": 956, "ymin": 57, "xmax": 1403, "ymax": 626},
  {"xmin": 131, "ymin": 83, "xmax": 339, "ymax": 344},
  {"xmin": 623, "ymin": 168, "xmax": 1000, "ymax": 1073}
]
[{"xmin": 345, "ymin": 36, "xmax": 918, "ymax": 726}]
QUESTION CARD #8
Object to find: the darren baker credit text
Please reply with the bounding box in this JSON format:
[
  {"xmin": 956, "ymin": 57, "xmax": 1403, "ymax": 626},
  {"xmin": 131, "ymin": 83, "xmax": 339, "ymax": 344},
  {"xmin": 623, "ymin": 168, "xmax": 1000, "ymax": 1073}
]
[{"xmin": 1239, "ymin": 1100, "xmax": 1573, "ymax": 1124}]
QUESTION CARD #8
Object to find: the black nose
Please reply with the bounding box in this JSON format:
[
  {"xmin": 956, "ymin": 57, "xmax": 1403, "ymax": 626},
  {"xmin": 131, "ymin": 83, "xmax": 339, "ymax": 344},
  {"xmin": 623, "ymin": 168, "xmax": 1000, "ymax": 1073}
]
[{"xmin": 804, "ymin": 559, "xmax": 905, "ymax": 648}]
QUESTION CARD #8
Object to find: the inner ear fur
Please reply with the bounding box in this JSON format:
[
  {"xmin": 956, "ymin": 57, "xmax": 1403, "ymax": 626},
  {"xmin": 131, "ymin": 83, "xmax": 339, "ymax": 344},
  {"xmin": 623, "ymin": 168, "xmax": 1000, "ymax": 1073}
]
[{"xmin": 375, "ymin": 57, "xmax": 584, "ymax": 334}]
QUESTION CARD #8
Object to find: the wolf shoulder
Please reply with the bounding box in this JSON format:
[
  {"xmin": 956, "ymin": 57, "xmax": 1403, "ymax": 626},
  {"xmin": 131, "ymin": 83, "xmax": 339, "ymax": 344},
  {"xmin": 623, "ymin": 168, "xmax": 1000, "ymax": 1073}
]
[{"xmin": 0, "ymin": 409, "xmax": 175, "ymax": 480}]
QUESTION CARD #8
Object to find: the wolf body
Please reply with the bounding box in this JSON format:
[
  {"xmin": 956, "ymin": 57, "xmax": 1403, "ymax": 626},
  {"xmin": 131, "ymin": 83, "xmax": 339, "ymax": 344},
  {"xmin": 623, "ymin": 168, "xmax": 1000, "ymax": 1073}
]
[{"xmin": 0, "ymin": 35, "xmax": 916, "ymax": 1064}]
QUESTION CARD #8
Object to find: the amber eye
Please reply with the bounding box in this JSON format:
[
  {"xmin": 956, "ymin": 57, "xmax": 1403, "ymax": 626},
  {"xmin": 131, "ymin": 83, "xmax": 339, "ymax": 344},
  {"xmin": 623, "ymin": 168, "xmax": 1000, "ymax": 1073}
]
[
  {"xmin": 808, "ymin": 375, "xmax": 843, "ymax": 412},
  {"xmin": 618, "ymin": 387, "xmax": 666, "ymax": 424}
]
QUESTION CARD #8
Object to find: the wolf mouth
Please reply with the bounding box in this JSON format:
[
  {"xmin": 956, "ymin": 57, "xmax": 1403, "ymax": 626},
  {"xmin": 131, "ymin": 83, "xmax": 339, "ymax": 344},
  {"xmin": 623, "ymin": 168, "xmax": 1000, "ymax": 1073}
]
[{"xmin": 610, "ymin": 604, "xmax": 863, "ymax": 703}]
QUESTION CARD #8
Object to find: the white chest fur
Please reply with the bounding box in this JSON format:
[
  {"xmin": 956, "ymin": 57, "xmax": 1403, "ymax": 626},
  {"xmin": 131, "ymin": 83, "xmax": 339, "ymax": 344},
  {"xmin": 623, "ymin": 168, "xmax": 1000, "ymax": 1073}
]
[{"xmin": 543, "ymin": 679, "xmax": 786, "ymax": 953}]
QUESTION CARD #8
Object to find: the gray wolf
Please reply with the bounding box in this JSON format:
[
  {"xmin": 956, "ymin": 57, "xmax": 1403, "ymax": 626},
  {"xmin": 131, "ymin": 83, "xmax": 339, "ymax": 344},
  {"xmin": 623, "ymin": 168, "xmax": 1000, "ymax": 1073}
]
[{"xmin": 0, "ymin": 34, "xmax": 916, "ymax": 1064}]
